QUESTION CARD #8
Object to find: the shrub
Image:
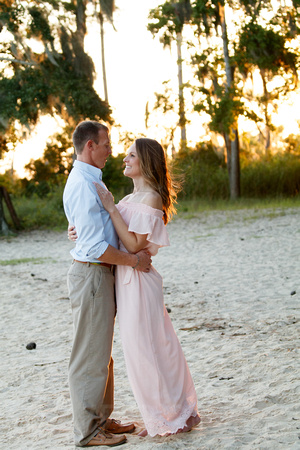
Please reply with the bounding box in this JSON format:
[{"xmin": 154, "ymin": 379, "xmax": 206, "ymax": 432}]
[
  {"xmin": 173, "ymin": 143, "xmax": 229, "ymax": 199},
  {"xmin": 241, "ymin": 153, "xmax": 300, "ymax": 197},
  {"xmin": 4, "ymin": 183, "xmax": 68, "ymax": 230}
]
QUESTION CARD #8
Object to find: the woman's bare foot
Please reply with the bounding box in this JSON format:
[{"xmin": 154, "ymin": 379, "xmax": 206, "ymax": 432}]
[
  {"xmin": 186, "ymin": 414, "xmax": 201, "ymax": 428},
  {"xmin": 175, "ymin": 414, "xmax": 201, "ymax": 434},
  {"xmin": 175, "ymin": 425, "xmax": 191, "ymax": 434},
  {"xmin": 138, "ymin": 429, "xmax": 148, "ymax": 437},
  {"xmin": 140, "ymin": 415, "xmax": 201, "ymax": 438}
]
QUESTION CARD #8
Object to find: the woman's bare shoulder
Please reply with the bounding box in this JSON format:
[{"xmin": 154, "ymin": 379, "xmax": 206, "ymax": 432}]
[
  {"xmin": 141, "ymin": 191, "xmax": 163, "ymax": 211},
  {"xmin": 121, "ymin": 194, "xmax": 132, "ymax": 202}
]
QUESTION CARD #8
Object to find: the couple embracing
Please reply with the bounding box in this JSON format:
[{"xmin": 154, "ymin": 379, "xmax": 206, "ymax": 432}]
[{"xmin": 63, "ymin": 120, "xmax": 200, "ymax": 447}]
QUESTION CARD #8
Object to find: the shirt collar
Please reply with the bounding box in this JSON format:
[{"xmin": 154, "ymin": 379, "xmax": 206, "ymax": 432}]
[{"xmin": 73, "ymin": 160, "xmax": 102, "ymax": 180}]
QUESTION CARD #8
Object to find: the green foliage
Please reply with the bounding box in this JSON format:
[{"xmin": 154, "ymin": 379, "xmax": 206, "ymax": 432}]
[
  {"xmin": 0, "ymin": 59, "xmax": 112, "ymax": 131},
  {"xmin": 173, "ymin": 142, "xmax": 229, "ymax": 199},
  {"xmin": 0, "ymin": 1, "xmax": 24, "ymax": 33},
  {"xmin": 28, "ymin": 5, "xmax": 54, "ymax": 42},
  {"xmin": 154, "ymin": 81, "xmax": 175, "ymax": 114},
  {"xmin": 0, "ymin": 135, "xmax": 8, "ymax": 157},
  {"xmin": 3, "ymin": 183, "xmax": 67, "ymax": 230},
  {"xmin": 0, "ymin": 66, "xmax": 52, "ymax": 127},
  {"xmin": 241, "ymin": 153, "xmax": 300, "ymax": 197},
  {"xmin": 189, "ymin": 0, "xmax": 300, "ymax": 177},
  {"xmin": 235, "ymin": 22, "xmax": 298, "ymax": 76},
  {"xmin": 21, "ymin": 130, "xmax": 73, "ymax": 197},
  {"xmin": 102, "ymin": 153, "xmax": 132, "ymax": 200},
  {"xmin": 0, "ymin": 257, "xmax": 50, "ymax": 265},
  {"xmin": 195, "ymin": 86, "xmax": 244, "ymax": 136},
  {"xmin": 0, "ymin": 0, "xmax": 112, "ymax": 145},
  {"xmin": 172, "ymin": 141, "xmax": 300, "ymax": 200},
  {"xmin": 176, "ymin": 196, "xmax": 300, "ymax": 217},
  {"xmin": 117, "ymin": 129, "xmax": 139, "ymax": 149},
  {"xmin": 192, "ymin": 0, "xmax": 220, "ymax": 35},
  {"xmin": 3, "ymin": 147, "xmax": 300, "ymax": 231},
  {"xmin": 148, "ymin": 1, "xmax": 191, "ymax": 46},
  {"xmin": 0, "ymin": 171, "xmax": 25, "ymax": 196},
  {"xmin": 53, "ymin": 62, "xmax": 111, "ymax": 122},
  {"xmin": 284, "ymin": 134, "xmax": 300, "ymax": 154}
]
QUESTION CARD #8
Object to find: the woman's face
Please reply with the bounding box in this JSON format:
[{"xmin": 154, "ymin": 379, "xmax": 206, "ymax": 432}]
[{"xmin": 123, "ymin": 143, "xmax": 142, "ymax": 179}]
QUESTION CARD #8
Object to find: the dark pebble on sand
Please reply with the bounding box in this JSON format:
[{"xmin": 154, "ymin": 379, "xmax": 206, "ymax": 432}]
[
  {"xmin": 166, "ymin": 307, "xmax": 171, "ymax": 313},
  {"xmin": 291, "ymin": 291, "xmax": 296, "ymax": 296},
  {"xmin": 26, "ymin": 342, "xmax": 36, "ymax": 350}
]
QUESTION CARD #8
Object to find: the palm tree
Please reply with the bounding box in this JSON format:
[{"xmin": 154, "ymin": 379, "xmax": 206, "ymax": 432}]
[
  {"xmin": 148, "ymin": 1, "xmax": 191, "ymax": 149},
  {"xmin": 218, "ymin": 1, "xmax": 240, "ymax": 198},
  {"xmin": 176, "ymin": 22, "xmax": 187, "ymax": 145},
  {"xmin": 192, "ymin": 0, "xmax": 240, "ymax": 198},
  {"xmin": 94, "ymin": 0, "xmax": 116, "ymax": 103}
]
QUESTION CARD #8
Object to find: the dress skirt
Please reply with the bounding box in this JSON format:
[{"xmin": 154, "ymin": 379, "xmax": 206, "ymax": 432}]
[{"xmin": 115, "ymin": 200, "xmax": 199, "ymax": 436}]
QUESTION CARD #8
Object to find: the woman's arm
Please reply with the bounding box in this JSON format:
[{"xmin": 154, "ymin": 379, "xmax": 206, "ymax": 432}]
[
  {"xmin": 67, "ymin": 224, "xmax": 152, "ymax": 271},
  {"xmin": 94, "ymin": 183, "xmax": 148, "ymax": 253},
  {"xmin": 68, "ymin": 224, "xmax": 77, "ymax": 241}
]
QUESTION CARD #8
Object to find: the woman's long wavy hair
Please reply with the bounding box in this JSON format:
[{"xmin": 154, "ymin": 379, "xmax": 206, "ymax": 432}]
[{"xmin": 135, "ymin": 138, "xmax": 180, "ymax": 224}]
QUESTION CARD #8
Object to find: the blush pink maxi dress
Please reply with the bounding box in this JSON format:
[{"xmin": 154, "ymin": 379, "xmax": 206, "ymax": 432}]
[{"xmin": 115, "ymin": 200, "xmax": 199, "ymax": 437}]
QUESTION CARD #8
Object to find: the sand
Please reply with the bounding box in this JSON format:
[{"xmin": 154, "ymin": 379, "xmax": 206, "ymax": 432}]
[{"xmin": 0, "ymin": 206, "xmax": 299, "ymax": 449}]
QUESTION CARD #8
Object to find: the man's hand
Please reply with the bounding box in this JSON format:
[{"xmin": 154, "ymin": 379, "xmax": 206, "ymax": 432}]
[{"xmin": 134, "ymin": 250, "xmax": 152, "ymax": 272}]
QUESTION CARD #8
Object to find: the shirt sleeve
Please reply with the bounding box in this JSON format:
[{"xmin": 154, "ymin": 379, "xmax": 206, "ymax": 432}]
[{"xmin": 67, "ymin": 179, "xmax": 110, "ymax": 260}]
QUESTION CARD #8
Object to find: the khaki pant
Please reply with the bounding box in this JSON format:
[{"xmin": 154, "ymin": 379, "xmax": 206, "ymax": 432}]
[{"xmin": 67, "ymin": 261, "xmax": 116, "ymax": 446}]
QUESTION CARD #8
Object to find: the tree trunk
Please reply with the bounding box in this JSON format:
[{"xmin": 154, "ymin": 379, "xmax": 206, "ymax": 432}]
[
  {"xmin": 2, "ymin": 187, "xmax": 22, "ymax": 229},
  {"xmin": 219, "ymin": 2, "xmax": 240, "ymax": 198},
  {"xmin": 261, "ymin": 69, "xmax": 271, "ymax": 152},
  {"xmin": 224, "ymin": 132, "xmax": 231, "ymax": 176},
  {"xmin": 0, "ymin": 188, "xmax": 11, "ymax": 236},
  {"xmin": 100, "ymin": 12, "xmax": 108, "ymax": 103},
  {"xmin": 224, "ymin": 130, "xmax": 240, "ymax": 199},
  {"xmin": 230, "ymin": 129, "xmax": 240, "ymax": 199},
  {"xmin": 176, "ymin": 32, "xmax": 187, "ymax": 148},
  {"xmin": 75, "ymin": 0, "xmax": 87, "ymax": 43}
]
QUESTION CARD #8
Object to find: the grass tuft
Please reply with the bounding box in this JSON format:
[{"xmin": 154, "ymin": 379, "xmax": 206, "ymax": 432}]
[{"xmin": 0, "ymin": 257, "xmax": 55, "ymax": 265}]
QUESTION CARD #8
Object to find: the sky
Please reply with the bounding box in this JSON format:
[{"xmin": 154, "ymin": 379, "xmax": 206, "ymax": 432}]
[
  {"xmin": 89, "ymin": 0, "xmax": 177, "ymax": 133},
  {"xmin": 0, "ymin": 0, "xmax": 299, "ymax": 177}
]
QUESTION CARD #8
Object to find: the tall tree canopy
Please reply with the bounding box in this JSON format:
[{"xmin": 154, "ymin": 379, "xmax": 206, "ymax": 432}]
[
  {"xmin": 0, "ymin": 0, "xmax": 112, "ymax": 155},
  {"xmin": 148, "ymin": 0, "xmax": 300, "ymax": 198},
  {"xmin": 148, "ymin": 0, "xmax": 191, "ymax": 147}
]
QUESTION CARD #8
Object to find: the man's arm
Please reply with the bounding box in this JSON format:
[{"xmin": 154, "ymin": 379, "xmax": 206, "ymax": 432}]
[{"xmin": 97, "ymin": 245, "xmax": 151, "ymax": 271}]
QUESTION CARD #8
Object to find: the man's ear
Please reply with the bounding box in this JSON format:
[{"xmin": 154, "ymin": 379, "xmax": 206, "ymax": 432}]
[{"xmin": 87, "ymin": 139, "xmax": 94, "ymax": 150}]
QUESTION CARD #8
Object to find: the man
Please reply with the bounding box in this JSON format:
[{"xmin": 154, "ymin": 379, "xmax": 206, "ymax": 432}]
[{"xmin": 63, "ymin": 121, "xmax": 151, "ymax": 447}]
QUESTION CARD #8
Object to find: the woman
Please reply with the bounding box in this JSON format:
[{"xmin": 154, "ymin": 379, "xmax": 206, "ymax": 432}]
[{"xmin": 69, "ymin": 138, "xmax": 200, "ymax": 437}]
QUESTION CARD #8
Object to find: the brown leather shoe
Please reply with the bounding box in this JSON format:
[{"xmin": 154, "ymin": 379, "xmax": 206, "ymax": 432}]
[
  {"xmin": 85, "ymin": 428, "xmax": 126, "ymax": 447},
  {"xmin": 104, "ymin": 418, "xmax": 135, "ymax": 434}
]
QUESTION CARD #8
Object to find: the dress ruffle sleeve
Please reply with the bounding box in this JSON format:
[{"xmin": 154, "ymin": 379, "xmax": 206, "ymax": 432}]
[{"xmin": 117, "ymin": 201, "xmax": 170, "ymax": 248}]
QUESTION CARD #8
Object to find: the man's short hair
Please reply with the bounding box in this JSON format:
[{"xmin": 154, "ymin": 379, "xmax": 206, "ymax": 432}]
[{"xmin": 72, "ymin": 121, "xmax": 109, "ymax": 155}]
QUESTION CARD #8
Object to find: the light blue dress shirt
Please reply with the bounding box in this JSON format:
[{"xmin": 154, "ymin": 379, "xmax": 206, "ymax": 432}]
[{"xmin": 63, "ymin": 160, "xmax": 118, "ymax": 262}]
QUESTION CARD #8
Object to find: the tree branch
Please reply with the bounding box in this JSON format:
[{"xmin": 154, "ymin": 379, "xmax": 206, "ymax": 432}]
[{"xmin": 0, "ymin": 57, "xmax": 38, "ymax": 66}]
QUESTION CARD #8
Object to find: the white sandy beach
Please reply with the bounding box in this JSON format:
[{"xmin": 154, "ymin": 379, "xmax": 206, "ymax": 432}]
[{"xmin": 0, "ymin": 207, "xmax": 299, "ymax": 449}]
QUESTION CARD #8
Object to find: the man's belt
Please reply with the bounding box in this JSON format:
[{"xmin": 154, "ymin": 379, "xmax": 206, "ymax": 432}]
[{"xmin": 73, "ymin": 260, "xmax": 113, "ymax": 269}]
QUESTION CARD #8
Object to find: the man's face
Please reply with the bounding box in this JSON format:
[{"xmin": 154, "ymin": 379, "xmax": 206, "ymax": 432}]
[{"xmin": 90, "ymin": 129, "xmax": 112, "ymax": 169}]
